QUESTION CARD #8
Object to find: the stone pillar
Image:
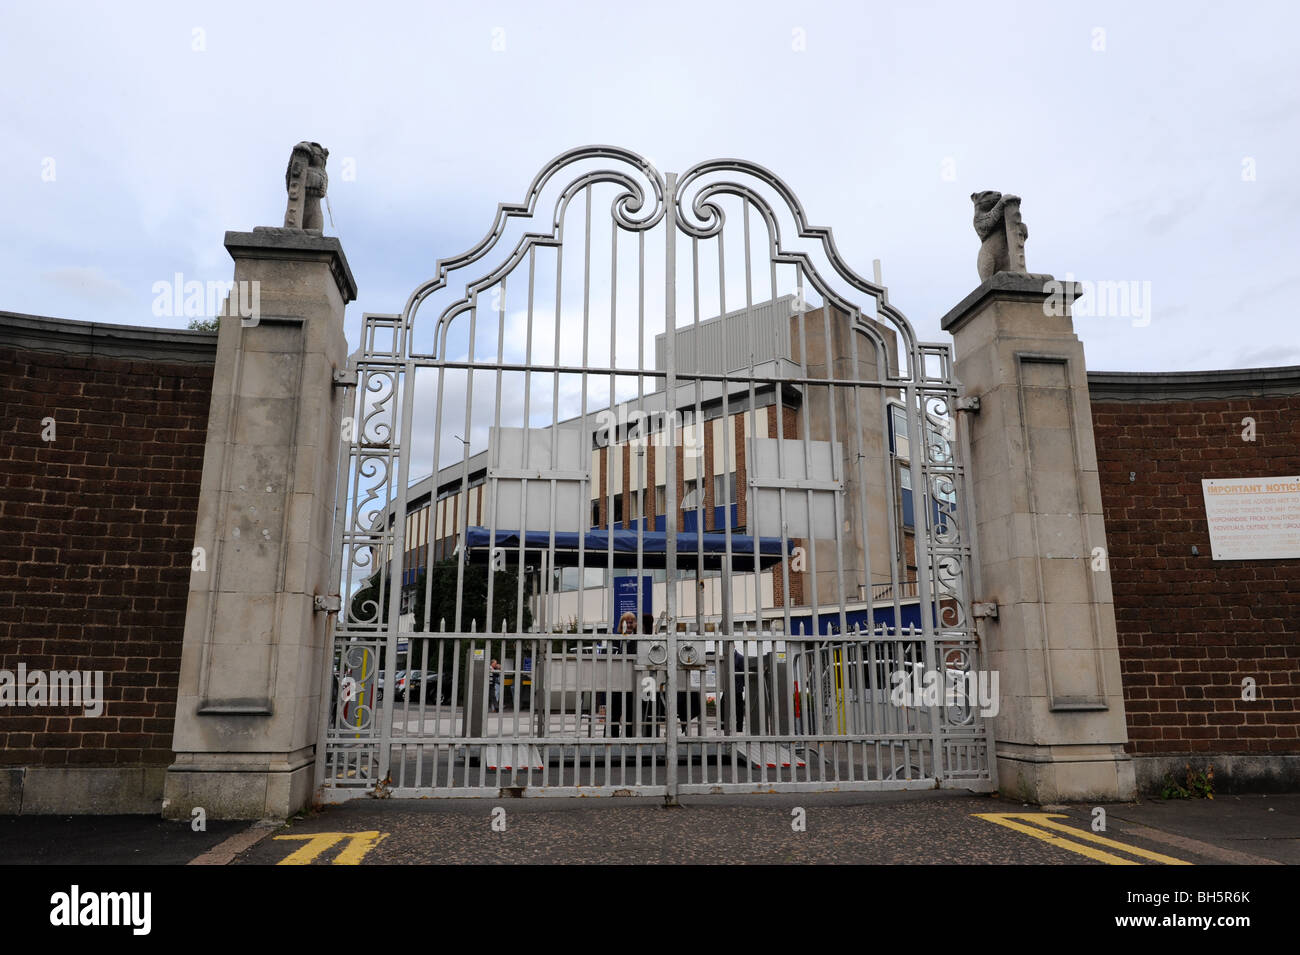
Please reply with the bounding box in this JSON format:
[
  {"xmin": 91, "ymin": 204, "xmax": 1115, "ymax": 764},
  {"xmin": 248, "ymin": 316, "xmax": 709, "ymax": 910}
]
[
  {"xmin": 163, "ymin": 228, "xmax": 355, "ymax": 820},
  {"xmin": 941, "ymin": 272, "xmax": 1135, "ymax": 803}
]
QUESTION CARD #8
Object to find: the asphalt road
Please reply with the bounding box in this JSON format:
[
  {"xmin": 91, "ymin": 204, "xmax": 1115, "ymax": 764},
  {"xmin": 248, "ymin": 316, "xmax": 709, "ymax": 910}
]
[
  {"xmin": 3, "ymin": 791, "xmax": 1294, "ymax": 866},
  {"xmin": 230, "ymin": 790, "xmax": 1296, "ymax": 866}
]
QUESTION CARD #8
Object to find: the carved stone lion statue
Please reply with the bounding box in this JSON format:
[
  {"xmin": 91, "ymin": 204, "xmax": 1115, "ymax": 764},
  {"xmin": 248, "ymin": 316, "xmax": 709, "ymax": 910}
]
[
  {"xmin": 283, "ymin": 141, "xmax": 329, "ymax": 232},
  {"xmin": 971, "ymin": 190, "xmax": 1028, "ymax": 281}
]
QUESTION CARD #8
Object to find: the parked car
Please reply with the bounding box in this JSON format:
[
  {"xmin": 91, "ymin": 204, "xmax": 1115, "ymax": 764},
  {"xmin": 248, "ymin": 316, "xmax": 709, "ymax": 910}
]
[{"xmin": 396, "ymin": 669, "xmax": 451, "ymax": 704}]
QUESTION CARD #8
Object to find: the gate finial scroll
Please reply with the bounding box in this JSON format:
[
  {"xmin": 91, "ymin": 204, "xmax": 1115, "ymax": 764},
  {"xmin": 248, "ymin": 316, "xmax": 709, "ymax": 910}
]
[{"xmin": 283, "ymin": 141, "xmax": 330, "ymax": 232}]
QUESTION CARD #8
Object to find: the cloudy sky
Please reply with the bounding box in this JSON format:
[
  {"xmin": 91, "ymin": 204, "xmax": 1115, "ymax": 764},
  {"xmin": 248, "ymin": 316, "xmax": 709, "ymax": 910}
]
[{"xmin": 3, "ymin": 0, "xmax": 1298, "ymax": 372}]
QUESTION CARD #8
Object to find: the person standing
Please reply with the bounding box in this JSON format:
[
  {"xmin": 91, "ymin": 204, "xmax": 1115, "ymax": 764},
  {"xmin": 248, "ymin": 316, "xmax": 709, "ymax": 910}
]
[{"xmin": 489, "ymin": 658, "xmax": 502, "ymax": 712}]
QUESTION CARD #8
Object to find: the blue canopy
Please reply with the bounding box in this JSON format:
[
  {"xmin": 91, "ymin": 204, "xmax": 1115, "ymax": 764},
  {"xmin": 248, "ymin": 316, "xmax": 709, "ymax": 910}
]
[{"xmin": 461, "ymin": 526, "xmax": 795, "ymax": 570}]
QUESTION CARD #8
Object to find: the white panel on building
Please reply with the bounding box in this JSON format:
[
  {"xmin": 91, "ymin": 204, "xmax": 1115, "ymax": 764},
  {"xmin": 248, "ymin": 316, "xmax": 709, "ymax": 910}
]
[
  {"xmin": 654, "ymin": 295, "xmax": 795, "ymax": 375},
  {"xmin": 488, "ymin": 426, "xmax": 589, "ymax": 532},
  {"xmin": 748, "ymin": 438, "xmax": 842, "ymax": 538},
  {"xmin": 608, "ymin": 440, "xmax": 623, "ymax": 496}
]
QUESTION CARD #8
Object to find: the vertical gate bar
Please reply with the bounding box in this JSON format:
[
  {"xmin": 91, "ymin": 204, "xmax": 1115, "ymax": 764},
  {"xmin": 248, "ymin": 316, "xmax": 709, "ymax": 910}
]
[
  {"xmin": 814, "ymin": 624, "xmax": 828, "ymax": 781},
  {"xmin": 592, "ymin": 628, "xmax": 600, "ymax": 784},
  {"xmin": 791, "ymin": 266, "xmax": 817, "ymax": 642},
  {"xmin": 577, "ymin": 183, "xmax": 592, "ymax": 670},
  {"xmin": 543, "ymin": 196, "xmax": 567, "ymax": 754},
  {"xmin": 380, "ymin": 357, "xmax": 417, "ymax": 787},
  {"xmin": 690, "ymin": 232, "xmax": 703, "ymax": 641},
  {"xmin": 447, "ymin": 623, "xmax": 459, "ymax": 787},
  {"xmin": 412, "ymin": 636, "xmax": 430, "ymax": 787},
  {"xmin": 499, "ymin": 634, "xmax": 507, "ymax": 784},
  {"xmin": 424, "ymin": 352, "xmax": 447, "ymax": 663},
  {"xmin": 453, "ymin": 302, "xmax": 480, "ymax": 633},
  {"xmin": 516, "ymin": 248, "xmax": 536, "ymax": 634},
  {"xmin": 844, "ymin": 321, "xmax": 877, "ymax": 638},
  {"xmin": 472, "ymin": 627, "xmax": 484, "ymax": 788},
  {"xmin": 764, "ymin": 268, "xmax": 789, "ymax": 644},
  {"xmin": 412, "ymin": 635, "xmax": 424, "ymax": 748},
  {"xmin": 822, "ymin": 305, "xmax": 850, "ymax": 642},
  {"xmin": 632, "ymin": 222, "xmax": 648, "ymax": 789},
  {"xmin": 663, "ymin": 171, "xmax": 679, "ymax": 805},
  {"xmin": 763, "ymin": 239, "xmax": 782, "ymax": 673},
  {"xmin": 483, "ymin": 277, "xmax": 506, "ymax": 641},
  {"xmin": 433, "ymin": 636, "xmax": 446, "ymax": 785},
  {"xmin": 316, "ymin": 355, "xmax": 356, "ymax": 794},
  {"xmin": 741, "ymin": 201, "xmax": 758, "ymax": 742},
  {"xmin": 607, "ymin": 185, "xmax": 619, "ymax": 790},
  {"xmin": 906, "ymin": 381, "xmax": 943, "ymax": 778},
  {"xmin": 600, "ymin": 218, "xmax": 616, "ymax": 786},
  {"xmin": 719, "ymin": 211, "xmax": 757, "ymax": 666},
  {"xmin": 869, "ymin": 636, "xmax": 881, "ymax": 780},
  {"xmin": 879, "ymin": 359, "xmax": 905, "ymax": 658},
  {"xmin": 956, "ymin": 384, "xmax": 995, "ymax": 786},
  {"xmin": 717, "ymin": 232, "xmax": 735, "ymax": 678},
  {"xmin": 853, "ymin": 625, "xmax": 868, "ymax": 762},
  {"xmin": 726, "ymin": 635, "xmax": 736, "ymax": 785}
]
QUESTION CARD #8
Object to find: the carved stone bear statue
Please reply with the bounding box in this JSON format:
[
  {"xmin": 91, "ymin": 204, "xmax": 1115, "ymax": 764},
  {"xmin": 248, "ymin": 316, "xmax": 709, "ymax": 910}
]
[
  {"xmin": 283, "ymin": 142, "xmax": 329, "ymax": 232},
  {"xmin": 971, "ymin": 190, "xmax": 1027, "ymax": 282}
]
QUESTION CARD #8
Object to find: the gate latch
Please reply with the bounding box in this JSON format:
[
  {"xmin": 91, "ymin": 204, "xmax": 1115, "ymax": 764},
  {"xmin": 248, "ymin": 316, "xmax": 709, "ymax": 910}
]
[
  {"xmin": 972, "ymin": 601, "xmax": 998, "ymax": 620},
  {"xmin": 314, "ymin": 594, "xmax": 342, "ymax": 613},
  {"xmin": 955, "ymin": 395, "xmax": 981, "ymax": 414}
]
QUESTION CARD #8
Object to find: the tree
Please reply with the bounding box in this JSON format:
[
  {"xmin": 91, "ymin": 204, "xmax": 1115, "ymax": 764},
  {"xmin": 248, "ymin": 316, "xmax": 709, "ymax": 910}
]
[
  {"xmin": 350, "ymin": 558, "xmax": 529, "ymax": 632},
  {"xmin": 348, "ymin": 558, "xmax": 533, "ymax": 701},
  {"xmin": 187, "ymin": 317, "xmax": 220, "ymax": 331},
  {"xmin": 410, "ymin": 558, "xmax": 531, "ymax": 634}
]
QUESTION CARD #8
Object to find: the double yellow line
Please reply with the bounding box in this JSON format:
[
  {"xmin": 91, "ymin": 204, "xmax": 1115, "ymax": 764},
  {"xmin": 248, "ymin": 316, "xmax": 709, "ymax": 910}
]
[
  {"xmin": 273, "ymin": 831, "xmax": 389, "ymax": 865},
  {"xmin": 973, "ymin": 813, "xmax": 1191, "ymax": 865}
]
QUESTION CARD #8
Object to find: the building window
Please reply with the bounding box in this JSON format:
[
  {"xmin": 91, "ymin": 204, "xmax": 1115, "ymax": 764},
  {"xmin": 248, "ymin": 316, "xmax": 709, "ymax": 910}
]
[
  {"xmin": 898, "ymin": 462, "xmax": 914, "ymax": 528},
  {"xmin": 611, "ymin": 493, "xmax": 623, "ymax": 524},
  {"xmin": 654, "ymin": 484, "xmax": 666, "ymax": 515},
  {"xmin": 713, "ymin": 471, "xmax": 737, "ymax": 506},
  {"xmin": 682, "ymin": 477, "xmax": 703, "ymax": 510},
  {"xmin": 890, "ymin": 404, "xmax": 910, "ymax": 461}
]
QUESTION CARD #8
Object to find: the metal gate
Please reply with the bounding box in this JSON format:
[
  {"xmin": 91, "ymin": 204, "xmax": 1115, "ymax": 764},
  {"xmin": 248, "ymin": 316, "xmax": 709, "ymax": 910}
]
[{"xmin": 317, "ymin": 146, "xmax": 994, "ymax": 800}]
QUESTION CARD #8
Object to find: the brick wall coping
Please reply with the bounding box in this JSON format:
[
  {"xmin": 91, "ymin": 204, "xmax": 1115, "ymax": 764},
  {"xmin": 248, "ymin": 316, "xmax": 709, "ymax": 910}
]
[
  {"xmin": 1087, "ymin": 366, "xmax": 1300, "ymax": 402},
  {"xmin": 0, "ymin": 311, "xmax": 218, "ymax": 364}
]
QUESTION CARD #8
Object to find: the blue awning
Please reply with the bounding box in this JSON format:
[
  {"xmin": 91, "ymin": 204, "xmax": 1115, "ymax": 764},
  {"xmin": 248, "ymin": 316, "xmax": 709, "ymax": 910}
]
[{"xmin": 460, "ymin": 526, "xmax": 795, "ymax": 570}]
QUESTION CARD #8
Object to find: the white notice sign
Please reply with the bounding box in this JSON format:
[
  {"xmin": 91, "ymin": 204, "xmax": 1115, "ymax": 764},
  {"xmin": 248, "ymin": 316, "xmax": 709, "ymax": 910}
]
[{"xmin": 1202, "ymin": 477, "xmax": 1300, "ymax": 560}]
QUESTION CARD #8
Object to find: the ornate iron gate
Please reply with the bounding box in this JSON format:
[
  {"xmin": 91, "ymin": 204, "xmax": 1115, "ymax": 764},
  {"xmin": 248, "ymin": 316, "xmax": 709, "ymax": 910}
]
[{"xmin": 317, "ymin": 146, "xmax": 994, "ymax": 800}]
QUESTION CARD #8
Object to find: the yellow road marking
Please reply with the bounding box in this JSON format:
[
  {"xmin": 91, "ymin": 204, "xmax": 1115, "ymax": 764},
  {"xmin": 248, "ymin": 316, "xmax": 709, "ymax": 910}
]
[
  {"xmin": 273, "ymin": 831, "xmax": 389, "ymax": 865},
  {"xmin": 973, "ymin": 814, "xmax": 1191, "ymax": 865}
]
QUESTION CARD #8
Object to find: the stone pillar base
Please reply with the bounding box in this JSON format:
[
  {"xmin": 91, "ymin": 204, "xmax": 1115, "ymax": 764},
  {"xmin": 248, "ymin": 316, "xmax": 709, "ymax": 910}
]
[
  {"xmin": 996, "ymin": 742, "xmax": 1136, "ymax": 804},
  {"xmin": 162, "ymin": 747, "xmax": 315, "ymax": 820}
]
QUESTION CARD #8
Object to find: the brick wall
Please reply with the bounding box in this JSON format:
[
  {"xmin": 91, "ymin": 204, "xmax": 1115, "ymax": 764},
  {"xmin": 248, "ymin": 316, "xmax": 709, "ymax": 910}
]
[
  {"xmin": 1090, "ymin": 382, "xmax": 1300, "ymax": 763},
  {"xmin": 0, "ymin": 316, "xmax": 215, "ymax": 776}
]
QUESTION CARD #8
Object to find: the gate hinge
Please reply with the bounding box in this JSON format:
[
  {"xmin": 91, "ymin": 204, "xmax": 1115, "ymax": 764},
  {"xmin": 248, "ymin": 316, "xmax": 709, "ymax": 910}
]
[
  {"xmin": 332, "ymin": 368, "xmax": 357, "ymax": 387},
  {"xmin": 972, "ymin": 601, "xmax": 998, "ymax": 620},
  {"xmin": 955, "ymin": 395, "xmax": 981, "ymax": 414},
  {"xmin": 314, "ymin": 594, "xmax": 342, "ymax": 613}
]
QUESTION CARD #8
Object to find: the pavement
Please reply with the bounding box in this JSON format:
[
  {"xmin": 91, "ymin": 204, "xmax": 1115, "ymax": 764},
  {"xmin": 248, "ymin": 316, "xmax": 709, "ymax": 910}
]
[{"xmin": 2, "ymin": 790, "xmax": 1296, "ymax": 866}]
